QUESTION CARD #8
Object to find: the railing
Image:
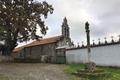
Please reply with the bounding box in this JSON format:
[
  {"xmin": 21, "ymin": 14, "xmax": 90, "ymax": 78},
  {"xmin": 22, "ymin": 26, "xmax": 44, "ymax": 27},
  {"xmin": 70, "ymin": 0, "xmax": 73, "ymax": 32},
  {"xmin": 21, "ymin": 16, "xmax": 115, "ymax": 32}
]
[{"xmin": 69, "ymin": 35, "xmax": 120, "ymax": 49}]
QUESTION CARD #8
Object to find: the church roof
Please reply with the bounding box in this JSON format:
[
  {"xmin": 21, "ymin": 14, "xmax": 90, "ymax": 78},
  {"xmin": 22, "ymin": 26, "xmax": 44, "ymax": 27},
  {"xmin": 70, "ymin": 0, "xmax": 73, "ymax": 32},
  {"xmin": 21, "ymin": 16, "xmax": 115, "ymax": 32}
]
[
  {"xmin": 13, "ymin": 36, "xmax": 63, "ymax": 52},
  {"xmin": 26, "ymin": 36, "xmax": 63, "ymax": 47},
  {"xmin": 13, "ymin": 46, "xmax": 25, "ymax": 52}
]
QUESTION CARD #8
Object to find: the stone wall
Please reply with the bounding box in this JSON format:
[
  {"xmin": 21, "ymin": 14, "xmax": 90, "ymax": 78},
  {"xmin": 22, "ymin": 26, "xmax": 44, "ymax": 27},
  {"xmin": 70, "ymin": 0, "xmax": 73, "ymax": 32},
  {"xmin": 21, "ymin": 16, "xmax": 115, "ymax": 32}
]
[
  {"xmin": 66, "ymin": 43, "xmax": 120, "ymax": 67},
  {"xmin": 16, "ymin": 43, "xmax": 57, "ymax": 63}
]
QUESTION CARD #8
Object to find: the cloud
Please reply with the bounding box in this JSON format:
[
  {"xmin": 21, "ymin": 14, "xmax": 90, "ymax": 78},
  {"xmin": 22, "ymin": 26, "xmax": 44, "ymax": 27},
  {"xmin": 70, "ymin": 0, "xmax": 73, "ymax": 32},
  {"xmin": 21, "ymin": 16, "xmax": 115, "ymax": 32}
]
[{"xmin": 35, "ymin": 0, "xmax": 120, "ymax": 45}]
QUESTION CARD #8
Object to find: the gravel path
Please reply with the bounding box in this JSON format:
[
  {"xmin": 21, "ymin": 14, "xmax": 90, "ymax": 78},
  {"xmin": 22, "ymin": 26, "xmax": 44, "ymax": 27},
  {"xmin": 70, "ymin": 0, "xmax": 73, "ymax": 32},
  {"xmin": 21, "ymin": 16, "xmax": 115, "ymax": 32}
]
[{"xmin": 0, "ymin": 63, "xmax": 70, "ymax": 80}]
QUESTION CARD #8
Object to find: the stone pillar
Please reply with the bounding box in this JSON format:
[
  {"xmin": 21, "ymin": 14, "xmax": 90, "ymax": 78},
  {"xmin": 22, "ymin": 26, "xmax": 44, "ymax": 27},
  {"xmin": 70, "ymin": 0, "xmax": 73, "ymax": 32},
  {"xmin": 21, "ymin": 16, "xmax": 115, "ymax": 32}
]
[
  {"xmin": 85, "ymin": 22, "xmax": 91, "ymax": 62},
  {"xmin": 85, "ymin": 22, "xmax": 96, "ymax": 72}
]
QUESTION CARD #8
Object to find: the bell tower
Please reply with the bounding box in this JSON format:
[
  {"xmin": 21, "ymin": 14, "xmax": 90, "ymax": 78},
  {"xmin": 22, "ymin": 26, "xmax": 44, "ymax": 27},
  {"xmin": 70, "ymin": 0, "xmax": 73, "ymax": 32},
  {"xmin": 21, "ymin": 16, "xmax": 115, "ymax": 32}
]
[
  {"xmin": 62, "ymin": 17, "xmax": 70, "ymax": 38},
  {"xmin": 61, "ymin": 17, "xmax": 72, "ymax": 46}
]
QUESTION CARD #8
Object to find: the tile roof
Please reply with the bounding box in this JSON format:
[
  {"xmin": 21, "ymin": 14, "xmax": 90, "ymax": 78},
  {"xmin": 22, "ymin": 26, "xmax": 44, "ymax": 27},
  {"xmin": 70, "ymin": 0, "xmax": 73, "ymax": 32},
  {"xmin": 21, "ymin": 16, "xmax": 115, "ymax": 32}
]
[
  {"xmin": 13, "ymin": 36, "xmax": 63, "ymax": 52},
  {"xmin": 13, "ymin": 45, "xmax": 26, "ymax": 53}
]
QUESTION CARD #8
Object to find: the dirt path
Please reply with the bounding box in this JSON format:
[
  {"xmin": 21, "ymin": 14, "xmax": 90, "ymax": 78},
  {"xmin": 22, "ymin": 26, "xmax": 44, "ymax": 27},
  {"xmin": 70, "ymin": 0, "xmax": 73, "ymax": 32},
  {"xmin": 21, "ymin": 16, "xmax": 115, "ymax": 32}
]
[{"xmin": 0, "ymin": 63, "xmax": 70, "ymax": 80}]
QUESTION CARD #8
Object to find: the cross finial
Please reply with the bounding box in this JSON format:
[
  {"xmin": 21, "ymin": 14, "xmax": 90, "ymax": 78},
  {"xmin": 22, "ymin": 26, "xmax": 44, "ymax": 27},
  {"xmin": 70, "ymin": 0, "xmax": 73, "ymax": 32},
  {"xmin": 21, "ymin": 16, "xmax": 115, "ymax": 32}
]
[
  {"xmin": 98, "ymin": 38, "xmax": 101, "ymax": 45},
  {"xmin": 77, "ymin": 42, "xmax": 80, "ymax": 48},
  {"xmin": 111, "ymin": 36, "xmax": 114, "ymax": 43},
  {"xmin": 92, "ymin": 40, "xmax": 95, "ymax": 46},
  {"xmin": 85, "ymin": 21, "xmax": 89, "ymax": 32},
  {"xmin": 82, "ymin": 41, "xmax": 84, "ymax": 47},
  {"xmin": 104, "ymin": 37, "xmax": 107, "ymax": 44}
]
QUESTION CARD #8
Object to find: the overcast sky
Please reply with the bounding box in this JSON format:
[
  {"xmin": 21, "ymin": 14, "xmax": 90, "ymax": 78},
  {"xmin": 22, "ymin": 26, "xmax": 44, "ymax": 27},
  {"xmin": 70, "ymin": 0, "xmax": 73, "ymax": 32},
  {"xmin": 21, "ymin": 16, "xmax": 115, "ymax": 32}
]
[
  {"xmin": 41, "ymin": 0, "xmax": 120, "ymax": 45},
  {"xmin": 19, "ymin": 0, "xmax": 120, "ymax": 46}
]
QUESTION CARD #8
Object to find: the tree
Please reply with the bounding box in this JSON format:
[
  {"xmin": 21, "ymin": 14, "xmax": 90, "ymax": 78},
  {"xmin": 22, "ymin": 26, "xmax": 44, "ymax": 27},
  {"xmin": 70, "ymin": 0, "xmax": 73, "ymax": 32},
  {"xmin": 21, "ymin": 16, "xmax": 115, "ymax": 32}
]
[{"xmin": 0, "ymin": 0, "xmax": 53, "ymax": 56}]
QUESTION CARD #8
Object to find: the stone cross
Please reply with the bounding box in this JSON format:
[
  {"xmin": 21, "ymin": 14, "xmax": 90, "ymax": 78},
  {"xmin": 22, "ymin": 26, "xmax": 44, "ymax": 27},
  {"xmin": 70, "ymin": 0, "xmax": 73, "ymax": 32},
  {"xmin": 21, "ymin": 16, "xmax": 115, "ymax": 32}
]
[
  {"xmin": 85, "ymin": 22, "xmax": 91, "ymax": 53},
  {"xmin": 85, "ymin": 22, "xmax": 96, "ymax": 72}
]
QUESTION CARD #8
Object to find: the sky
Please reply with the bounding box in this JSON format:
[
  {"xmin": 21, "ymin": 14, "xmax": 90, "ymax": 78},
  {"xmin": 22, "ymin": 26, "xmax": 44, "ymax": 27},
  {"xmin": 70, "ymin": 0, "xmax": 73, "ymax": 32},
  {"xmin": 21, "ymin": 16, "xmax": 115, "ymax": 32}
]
[{"xmin": 19, "ymin": 0, "xmax": 120, "ymax": 46}]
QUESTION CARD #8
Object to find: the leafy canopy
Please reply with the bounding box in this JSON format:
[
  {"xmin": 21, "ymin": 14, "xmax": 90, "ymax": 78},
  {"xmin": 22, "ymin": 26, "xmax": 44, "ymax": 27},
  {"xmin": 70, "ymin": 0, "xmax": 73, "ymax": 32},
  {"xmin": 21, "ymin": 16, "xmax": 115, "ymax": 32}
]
[{"xmin": 0, "ymin": 0, "xmax": 53, "ymax": 43}]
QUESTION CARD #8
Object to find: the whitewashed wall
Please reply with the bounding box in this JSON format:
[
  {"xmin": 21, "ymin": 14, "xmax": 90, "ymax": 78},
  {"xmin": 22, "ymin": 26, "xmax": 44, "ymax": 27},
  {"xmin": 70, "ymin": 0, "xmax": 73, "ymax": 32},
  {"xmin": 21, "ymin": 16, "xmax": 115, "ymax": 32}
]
[{"xmin": 66, "ymin": 44, "xmax": 120, "ymax": 67}]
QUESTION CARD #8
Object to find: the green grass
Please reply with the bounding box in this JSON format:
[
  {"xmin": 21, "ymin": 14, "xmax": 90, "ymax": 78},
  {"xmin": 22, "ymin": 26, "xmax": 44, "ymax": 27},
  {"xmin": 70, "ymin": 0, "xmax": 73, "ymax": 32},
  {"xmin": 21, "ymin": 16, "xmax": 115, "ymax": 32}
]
[
  {"xmin": 0, "ymin": 74, "xmax": 9, "ymax": 80},
  {"xmin": 64, "ymin": 64, "xmax": 120, "ymax": 80}
]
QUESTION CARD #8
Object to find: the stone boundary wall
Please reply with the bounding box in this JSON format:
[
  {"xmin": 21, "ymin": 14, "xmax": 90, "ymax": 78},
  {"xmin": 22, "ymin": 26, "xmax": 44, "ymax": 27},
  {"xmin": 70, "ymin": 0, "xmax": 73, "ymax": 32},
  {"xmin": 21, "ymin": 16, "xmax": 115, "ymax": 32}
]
[{"xmin": 66, "ymin": 43, "xmax": 120, "ymax": 67}]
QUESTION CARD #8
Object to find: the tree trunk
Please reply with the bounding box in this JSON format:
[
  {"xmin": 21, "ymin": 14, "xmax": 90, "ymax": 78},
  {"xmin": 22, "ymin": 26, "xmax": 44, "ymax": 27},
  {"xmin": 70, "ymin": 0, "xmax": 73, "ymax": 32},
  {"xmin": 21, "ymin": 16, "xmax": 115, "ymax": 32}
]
[
  {"xmin": 1, "ymin": 40, "xmax": 17, "ymax": 62},
  {"xmin": 2, "ymin": 27, "xmax": 19, "ymax": 56},
  {"xmin": 2, "ymin": 38, "xmax": 17, "ymax": 56},
  {"xmin": 2, "ymin": 44, "xmax": 15, "ymax": 56}
]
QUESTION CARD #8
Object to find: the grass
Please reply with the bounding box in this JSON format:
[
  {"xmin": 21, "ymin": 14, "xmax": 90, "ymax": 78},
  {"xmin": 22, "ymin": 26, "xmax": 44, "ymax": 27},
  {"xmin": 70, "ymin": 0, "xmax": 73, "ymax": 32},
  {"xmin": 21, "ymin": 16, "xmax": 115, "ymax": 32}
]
[
  {"xmin": 64, "ymin": 64, "xmax": 120, "ymax": 80},
  {"xmin": 0, "ymin": 74, "xmax": 9, "ymax": 80}
]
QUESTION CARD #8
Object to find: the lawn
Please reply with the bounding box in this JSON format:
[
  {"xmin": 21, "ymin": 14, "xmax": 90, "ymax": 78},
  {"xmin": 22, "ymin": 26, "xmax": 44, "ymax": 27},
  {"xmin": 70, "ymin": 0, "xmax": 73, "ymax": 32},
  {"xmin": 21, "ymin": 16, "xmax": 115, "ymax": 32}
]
[{"xmin": 64, "ymin": 64, "xmax": 120, "ymax": 80}]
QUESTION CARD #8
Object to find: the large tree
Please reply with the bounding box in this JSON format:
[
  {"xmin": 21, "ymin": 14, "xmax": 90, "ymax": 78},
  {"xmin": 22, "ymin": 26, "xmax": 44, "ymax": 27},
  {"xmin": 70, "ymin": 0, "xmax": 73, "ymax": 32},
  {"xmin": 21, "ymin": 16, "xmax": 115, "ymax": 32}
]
[{"xmin": 0, "ymin": 0, "xmax": 53, "ymax": 56}]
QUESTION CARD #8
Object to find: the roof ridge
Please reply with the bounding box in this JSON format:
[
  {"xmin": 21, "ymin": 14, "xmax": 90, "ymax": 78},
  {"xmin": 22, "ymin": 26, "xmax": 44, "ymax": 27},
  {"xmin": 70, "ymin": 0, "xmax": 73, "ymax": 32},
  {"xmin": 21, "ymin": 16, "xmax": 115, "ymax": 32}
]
[{"xmin": 13, "ymin": 35, "xmax": 63, "ymax": 52}]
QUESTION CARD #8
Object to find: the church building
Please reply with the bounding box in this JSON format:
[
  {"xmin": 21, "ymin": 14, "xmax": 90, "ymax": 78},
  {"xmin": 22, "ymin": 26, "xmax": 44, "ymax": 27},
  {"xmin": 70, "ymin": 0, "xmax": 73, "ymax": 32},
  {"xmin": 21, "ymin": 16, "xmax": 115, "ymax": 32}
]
[{"xmin": 13, "ymin": 17, "xmax": 72, "ymax": 63}]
